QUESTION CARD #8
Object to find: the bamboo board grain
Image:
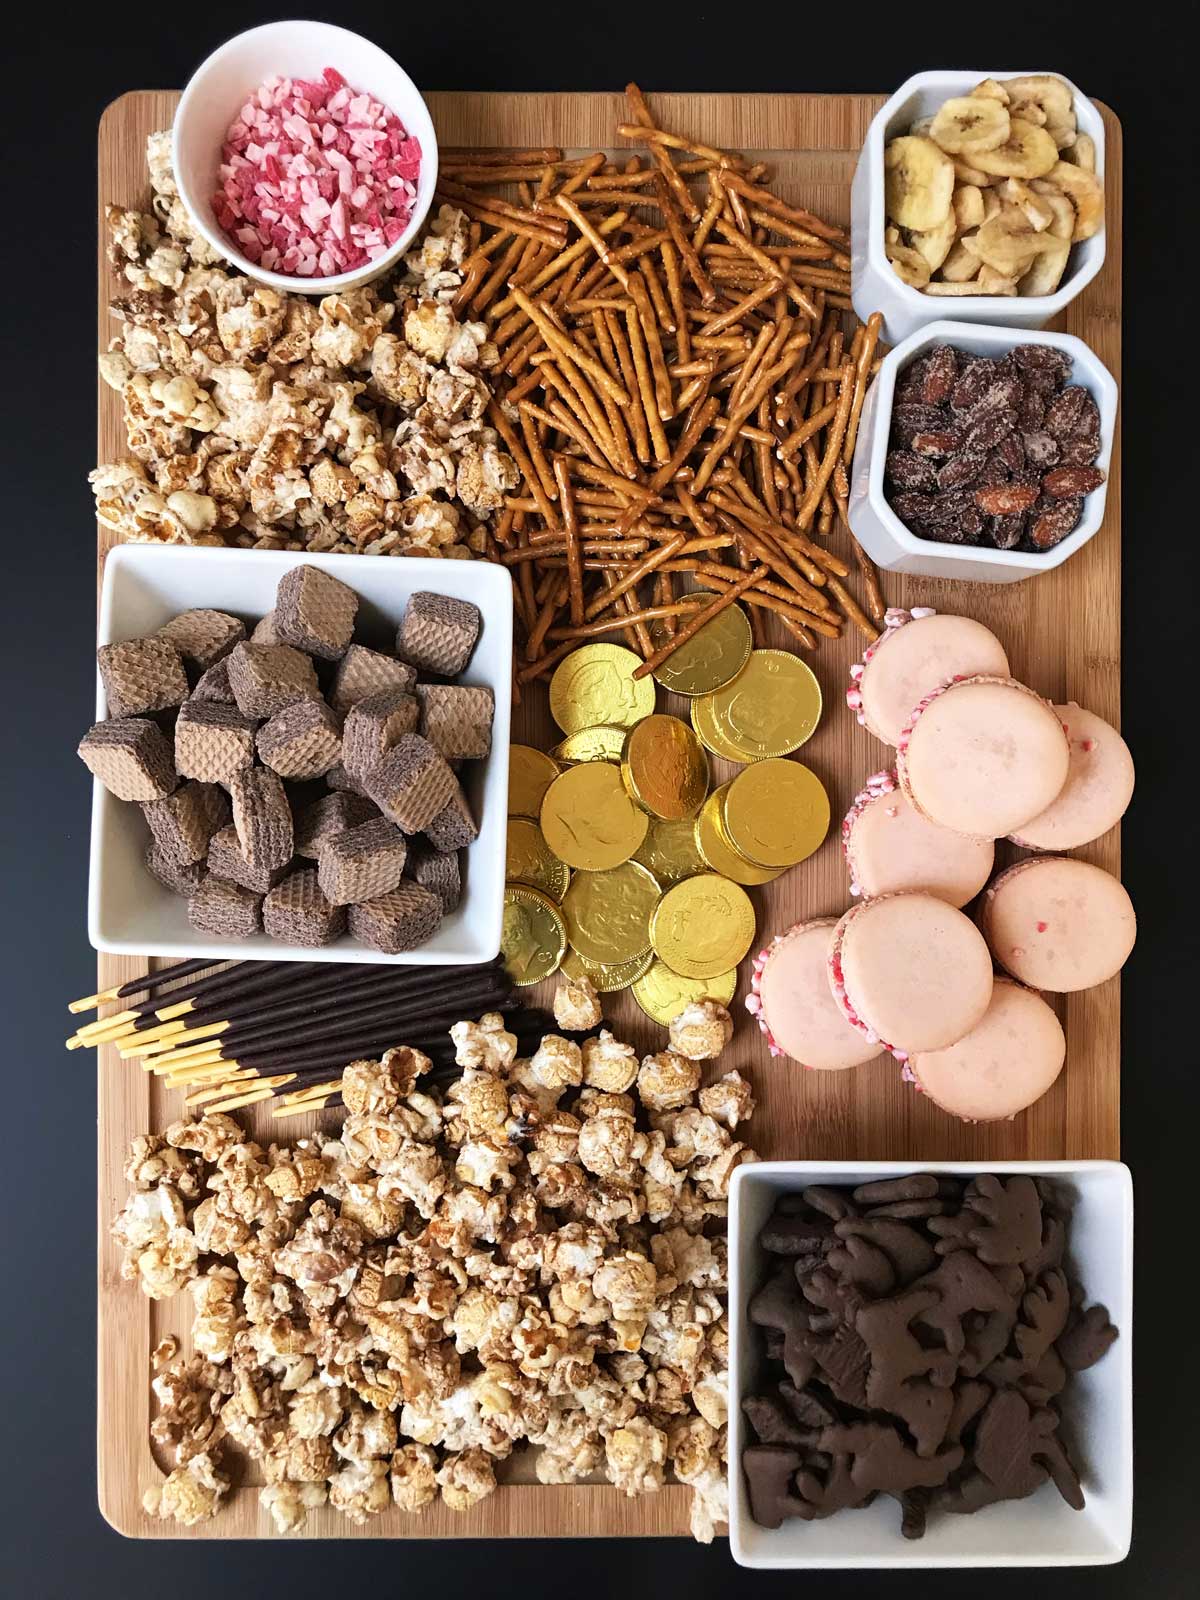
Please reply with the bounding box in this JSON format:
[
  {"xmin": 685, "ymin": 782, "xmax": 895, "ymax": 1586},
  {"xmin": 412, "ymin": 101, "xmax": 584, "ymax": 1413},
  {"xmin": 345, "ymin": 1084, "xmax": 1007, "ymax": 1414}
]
[{"xmin": 96, "ymin": 89, "xmax": 1123, "ymax": 1539}]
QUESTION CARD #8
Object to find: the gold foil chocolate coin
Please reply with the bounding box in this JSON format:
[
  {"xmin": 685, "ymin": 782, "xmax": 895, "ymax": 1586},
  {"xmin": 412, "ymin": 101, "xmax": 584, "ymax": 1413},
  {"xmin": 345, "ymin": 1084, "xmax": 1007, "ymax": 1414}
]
[
  {"xmin": 540, "ymin": 762, "xmax": 649, "ymax": 871},
  {"xmin": 508, "ymin": 744, "xmax": 560, "ymax": 819},
  {"xmin": 551, "ymin": 724, "xmax": 627, "ymax": 764},
  {"xmin": 650, "ymin": 873, "xmax": 756, "ymax": 979},
  {"xmin": 722, "ymin": 759, "xmax": 830, "ymax": 869},
  {"xmin": 690, "ymin": 696, "xmax": 752, "ymax": 764},
  {"xmin": 650, "ymin": 603, "xmax": 752, "ymax": 696},
  {"xmin": 549, "ymin": 644, "xmax": 656, "ymax": 734},
  {"xmin": 632, "ymin": 959, "xmax": 738, "ymax": 1025},
  {"xmin": 694, "ymin": 649, "xmax": 823, "ymax": 761},
  {"xmin": 563, "ymin": 860, "xmax": 661, "ymax": 964},
  {"xmin": 501, "ymin": 884, "xmax": 567, "ymax": 986},
  {"xmin": 634, "ymin": 817, "xmax": 708, "ymax": 886},
  {"xmin": 506, "ymin": 817, "xmax": 570, "ymax": 903},
  {"xmin": 621, "ymin": 714, "xmax": 709, "ymax": 819},
  {"xmin": 562, "ymin": 945, "xmax": 655, "ymax": 994},
  {"xmin": 694, "ymin": 786, "xmax": 785, "ymax": 886}
]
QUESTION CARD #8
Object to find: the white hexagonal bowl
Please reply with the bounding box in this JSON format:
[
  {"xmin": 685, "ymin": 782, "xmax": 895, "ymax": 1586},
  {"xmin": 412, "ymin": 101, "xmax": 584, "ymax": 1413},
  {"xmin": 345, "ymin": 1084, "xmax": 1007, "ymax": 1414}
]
[
  {"xmin": 729, "ymin": 1160, "xmax": 1133, "ymax": 1569},
  {"xmin": 88, "ymin": 545, "xmax": 511, "ymax": 965},
  {"xmin": 851, "ymin": 70, "xmax": 1106, "ymax": 347},
  {"xmin": 847, "ymin": 320, "xmax": 1117, "ymax": 584}
]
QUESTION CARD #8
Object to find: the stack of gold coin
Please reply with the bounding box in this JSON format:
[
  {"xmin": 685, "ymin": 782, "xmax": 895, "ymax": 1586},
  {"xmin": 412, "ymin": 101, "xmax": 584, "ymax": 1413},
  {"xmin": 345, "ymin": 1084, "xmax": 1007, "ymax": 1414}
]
[{"xmin": 691, "ymin": 649, "xmax": 822, "ymax": 764}]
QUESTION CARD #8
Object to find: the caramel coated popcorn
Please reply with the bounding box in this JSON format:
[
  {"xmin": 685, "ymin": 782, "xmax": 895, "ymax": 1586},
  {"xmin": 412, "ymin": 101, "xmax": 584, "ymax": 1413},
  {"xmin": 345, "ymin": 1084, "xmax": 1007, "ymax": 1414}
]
[
  {"xmin": 94, "ymin": 137, "xmax": 515, "ymax": 560},
  {"xmin": 114, "ymin": 981, "xmax": 757, "ymax": 1541}
]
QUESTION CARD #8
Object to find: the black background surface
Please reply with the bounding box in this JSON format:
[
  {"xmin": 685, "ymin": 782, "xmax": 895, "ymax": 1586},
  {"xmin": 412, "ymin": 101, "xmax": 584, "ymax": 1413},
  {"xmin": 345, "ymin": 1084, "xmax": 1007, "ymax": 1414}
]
[{"xmin": 2, "ymin": 10, "xmax": 1195, "ymax": 1596}]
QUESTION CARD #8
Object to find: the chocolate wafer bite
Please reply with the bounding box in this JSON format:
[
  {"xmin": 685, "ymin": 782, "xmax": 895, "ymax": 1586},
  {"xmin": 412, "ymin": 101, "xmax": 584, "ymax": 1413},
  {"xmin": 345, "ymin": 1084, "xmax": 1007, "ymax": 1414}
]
[
  {"xmin": 275, "ymin": 565, "xmax": 359, "ymax": 660},
  {"xmin": 256, "ymin": 699, "xmax": 342, "ymax": 780},
  {"xmin": 327, "ymin": 761, "xmax": 372, "ymax": 798},
  {"xmin": 349, "ymin": 880, "xmax": 443, "ymax": 953},
  {"xmin": 142, "ymin": 780, "xmax": 229, "ymax": 865},
  {"xmin": 395, "ymin": 591, "xmax": 481, "ymax": 677},
  {"xmin": 229, "ymin": 767, "xmax": 294, "ymax": 872},
  {"xmin": 318, "ymin": 818, "xmax": 408, "ymax": 906},
  {"xmin": 155, "ymin": 609, "xmax": 245, "ymax": 672},
  {"xmin": 146, "ymin": 844, "xmax": 207, "ymax": 897},
  {"xmin": 208, "ymin": 825, "xmax": 288, "ymax": 895},
  {"xmin": 188, "ymin": 875, "xmax": 263, "ymax": 939},
  {"xmin": 407, "ymin": 838, "xmax": 462, "ymax": 914},
  {"xmin": 251, "ymin": 612, "xmax": 279, "ymax": 645},
  {"xmin": 424, "ymin": 782, "xmax": 479, "ymax": 852},
  {"xmin": 330, "ymin": 644, "xmax": 416, "ymax": 715},
  {"xmin": 294, "ymin": 791, "xmax": 377, "ymax": 859},
  {"xmin": 342, "ymin": 689, "xmax": 420, "ymax": 777},
  {"xmin": 78, "ymin": 718, "xmax": 177, "ymax": 802},
  {"xmin": 364, "ymin": 734, "xmax": 457, "ymax": 833},
  {"xmin": 263, "ymin": 867, "xmax": 347, "ymax": 946},
  {"xmin": 174, "ymin": 701, "xmax": 257, "ymax": 785},
  {"xmin": 191, "ymin": 658, "xmax": 236, "ymax": 704},
  {"xmin": 417, "ymin": 684, "xmax": 494, "ymax": 761},
  {"xmin": 227, "ymin": 641, "xmax": 320, "ymax": 718},
  {"xmin": 97, "ymin": 636, "xmax": 189, "ymax": 718}
]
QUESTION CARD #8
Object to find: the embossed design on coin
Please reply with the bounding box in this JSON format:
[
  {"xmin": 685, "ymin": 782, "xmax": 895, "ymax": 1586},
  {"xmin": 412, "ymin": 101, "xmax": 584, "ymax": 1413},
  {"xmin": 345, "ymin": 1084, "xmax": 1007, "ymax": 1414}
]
[
  {"xmin": 700, "ymin": 649, "xmax": 823, "ymax": 761},
  {"xmin": 721, "ymin": 758, "xmax": 830, "ymax": 868},
  {"xmin": 621, "ymin": 714, "xmax": 709, "ymax": 819},
  {"xmin": 632, "ymin": 959, "xmax": 738, "ymax": 1024},
  {"xmin": 563, "ymin": 860, "xmax": 661, "ymax": 964},
  {"xmin": 501, "ymin": 884, "xmax": 567, "ymax": 985},
  {"xmin": 549, "ymin": 644, "xmax": 656, "ymax": 734},
  {"xmin": 551, "ymin": 724, "xmax": 627, "ymax": 764},
  {"xmin": 508, "ymin": 744, "xmax": 560, "ymax": 818},
  {"xmin": 694, "ymin": 786, "xmax": 784, "ymax": 886},
  {"xmin": 650, "ymin": 873, "xmax": 756, "ymax": 979},
  {"xmin": 561, "ymin": 945, "xmax": 655, "ymax": 994},
  {"xmin": 634, "ymin": 817, "xmax": 708, "ymax": 886},
  {"xmin": 649, "ymin": 603, "xmax": 752, "ymax": 696},
  {"xmin": 506, "ymin": 817, "xmax": 570, "ymax": 902},
  {"xmin": 540, "ymin": 761, "xmax": 648, "ymax": 871}
]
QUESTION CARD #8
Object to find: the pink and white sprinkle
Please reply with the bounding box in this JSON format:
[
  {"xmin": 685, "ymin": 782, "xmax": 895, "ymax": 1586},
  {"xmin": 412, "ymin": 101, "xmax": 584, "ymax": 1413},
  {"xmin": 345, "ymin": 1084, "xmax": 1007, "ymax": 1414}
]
[{"xmin": 212, "ymin": 66, "xmax": 421, "ymax": 277}]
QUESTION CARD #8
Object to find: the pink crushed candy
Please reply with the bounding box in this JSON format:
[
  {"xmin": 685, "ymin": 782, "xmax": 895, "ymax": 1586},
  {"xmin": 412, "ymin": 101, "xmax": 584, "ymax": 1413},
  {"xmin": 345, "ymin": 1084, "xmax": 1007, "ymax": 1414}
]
[
  {"xmin": 1036, "ymin": 920, "xmax": 1049, "ymax": 933},
  {"xmin": 212, "ymin": 66, "xmax": 421, "ymax": 277}
]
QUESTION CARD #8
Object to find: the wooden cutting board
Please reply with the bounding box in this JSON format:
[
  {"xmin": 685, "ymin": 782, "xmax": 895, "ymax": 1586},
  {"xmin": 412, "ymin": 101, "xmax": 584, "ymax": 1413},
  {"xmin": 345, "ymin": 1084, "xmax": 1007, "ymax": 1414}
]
[{"xmin": 95, "ymin": 89, "xmax": 1123, "ymax": 1538}]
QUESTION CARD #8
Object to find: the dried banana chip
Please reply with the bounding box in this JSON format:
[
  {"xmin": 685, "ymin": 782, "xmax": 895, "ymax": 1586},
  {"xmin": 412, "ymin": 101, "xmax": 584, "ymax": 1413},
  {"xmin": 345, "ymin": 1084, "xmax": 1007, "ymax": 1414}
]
[
  {"xmin": 1064, "ymin": 133, "xmax": 1097, "ymax": 173},
  {"xmin": 971, "ymin": 78, "xmax": 1011, "ymax": 105},
  {"xmin": 885, "ymin": 239, "xmax": 932, "ymax": 288},
  {"xmin": 940, "ymin": 238, "xmax": 983, "ymax": 282},
  {"xmin": 910, "ymin": 211, "xmax": 958, "ymax": 273},
  {"xmin": 981, "ymin": 189, "xmax": 1003, "ymax": 223},
  {"xmin": 998, "ymin": 178, "xmax": 1055, "ymax": 232},
  {"xmin": 929, "ymin": 96, "xmax": 1010, "ymax": 155},
  {"xmin": 953, "ymin": 156, "xmax": 995, "ymax": 186},
  {"xmin": 970, "ymin": 119, "xmax": 1059, "ymax": 180},
  {"xmin": 1029, "ymin": 181, "xmax": 1077, "ymax": 241},
  {"xmin": 884, "ymin": 136, "xmax": 955, "ymax": 230},
  {"xmin": 1045, "ymin": 160, "xmax": 1104, "ymax": 241},
  {"xmin": 1018, "ymin": 238, "xmax": 1071, "ymax": 296},
  {"xmin": 964, "ymin": 206, "xmax": 1049, "ymax": 275},
  {"xmin": 1005, "ymin": 74, "xmax": 1077, "ymax": 150},
  {"xmin": 924, "ymin": 278, "xmax": 990, "ymax": 296},
  {"xmin": 954, "ymin": 185, "xmax": 986, "ymax": 230},
  {"xmin": 976, "ymin": 265, "xmax": 1018, "ymax": 295}
]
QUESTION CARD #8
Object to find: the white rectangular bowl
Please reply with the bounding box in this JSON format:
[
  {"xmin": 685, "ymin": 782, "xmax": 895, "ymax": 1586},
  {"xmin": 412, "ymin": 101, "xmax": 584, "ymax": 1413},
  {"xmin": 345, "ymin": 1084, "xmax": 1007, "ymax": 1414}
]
[
  {"xmin": 851, "ymin": 70, "xmax": 1106, "ymax": 347},
  {"xmin": 848, "ymin": 319, "xmax": 1117, "ymax": 583},
  {"xmin": 89, "ymin": 545, "xmax": 512, "ymax": 965},
  {"xmin": 729, "ymin": 1160, "xmax": 1132, "ymax": 1569}
]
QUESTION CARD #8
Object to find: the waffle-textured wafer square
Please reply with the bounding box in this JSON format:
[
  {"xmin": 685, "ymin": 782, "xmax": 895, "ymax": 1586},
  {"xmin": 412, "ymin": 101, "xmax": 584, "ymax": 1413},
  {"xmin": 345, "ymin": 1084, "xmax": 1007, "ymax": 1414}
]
[
  {"xmin": 78, "ymin": 718, "xmax": 178, "ymax": 802},
  {"xmin": 146, "ymin": 843, "xmax": 207, "ymax": 897},
  {"xmin": 275, "ymin": 565, "xmax": 359, "ymax": 660},
  {"xmin": 174, "ymin": 701, "xmax": 257, "ymax": 785},
  {"xmin": 257, "ymin": 699, "xmax": 342, "ymax": 780},
  {"xmin": 424, "ymin": 782, "xmax": 479, "ymax": 852},
  {"xmin": 97, "ymin": 636, "xmax": 189, "ymax": 718},
  {"xmin": 407, "ymin": 839, "xmax": 461, "ymax": 914},
  {"xmin": 364, "ymin": 735, "xmax": 457, "ymax": 834},
  {"xmin": 188, "ymin": 875, "xmax": 263, "ymax": 939},
  {"xmin": 395, "ymin": 591, "xmax": 481, "ymax": 677},
  {"xmin": 327, "ymin": 761, "xmax": 373, "ymax": 798},
  {"xmin": 191, "ymin": 658, "xmax": 236, "ymax": 704},
  {"xmin": 417, "ymin": 684, "xmax": 494, "ymax": 761},
  {"xmin": 318, "ymin": 818, "xmax": 408, "ymax": 906},
  {"xmin": 294, "ymin": 791, "xmax": 377, "ymax": 858},
  {"xmin": 349, "ymin": 881, "xmax": 443, "ymax": 953},
  {"xmin": 227, "ymin": 641, "xmax": 320, "ymax": 718},
  {"xmin": 155, "ymin": 609, "xmax": 245, "ymax": 672},
  {"xmin": 330, "ymin": 644, "xmax": 416, "ymax": 716},
  {"xmin": 208, "ymin": 825, "xmax": 289, "ymax": 895},
  {"xmin": 251, "ymin": 612, "xmax": 279, "ymax": 645},
  {"xmin": 142, "ymin": 780, "xmax": 230, "ymax": 865},
  {"xmin": 229, "ymin": 767, "xmax": 294, "ymax": 871},
  {"xmin": 263, "ymin": 867, "xmax": 347, "ymax": 946},
  {"xmin": 342, "ymin": 690, "xmax": 420, "ymax": 777}
]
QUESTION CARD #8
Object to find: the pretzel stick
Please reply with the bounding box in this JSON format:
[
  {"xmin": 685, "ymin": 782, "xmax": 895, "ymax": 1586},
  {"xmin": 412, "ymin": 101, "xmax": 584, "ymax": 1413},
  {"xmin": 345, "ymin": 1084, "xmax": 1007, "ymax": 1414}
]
[
  {"xmin": 711, "ymin": 509, "xmax": 832, "ymax": 612},
  {"xmin": 555, "ymin": 194, "xmax": 632, "ymax": 290},
  {"xmin": 651, "ymin": 174, "xmax": 716, "ymax": 307},
  {"xmin": 691, "ymin": 348, "xmax": 803, "ymax": 494},
  {"xmin": 510, "ymin": 288, "xmax": 629, "ymax": 408},
  {"xmin": 658, "ymin": 240, "xmax": 691, "ymax": 363},
  {"xmin": 554, "ymin": 151, "xmax": 606, "ymax": 201},
  {"xmin": 624, "ymin": 303, "xmax": 670, "ymax": 463},
  {"xmin": 693, "ymin": 185, "xmax": 724, "ymax": 253},
  {"xmin": 549, "ymin": 596, "xmax": 707, "ymax": 643},
  {"xmin": 519, "ymin": 407, "xmax": 558, "ymax": 505},
  {"xmin": 631, "ymin": 564, "xmax": 766, "ymax": 679},
  {"xmin": 551, "ymin": 458, "xmax": 585, "ymax": 625},
  {"xmin": 824, "ymin": 575, "xmax": 879, "ymax": 642},
  {"xmin": 437, "ymin": 194, "xmax": 564, "ymax": 248},
  {"xmin": 720, "ymin": 174, "xmax": 849, "ymax": 244},
  {"xmin": 778, "ymin": 400, "xmax": 838, "ymax": 461},
  {"xmin": 525, "ymin": 573, "xmax": 568, "ymax": 660},
  {"xmin": 471, "ymin": 232, "xmax": 525, "ymax": 316},
  {"xmin": 615, "ymin": 123, "xmax": 746, "ymax": 171},
  {"xmin": 842, "ymin": 311, "xmax": 883, "ymax": 465},
  {"xmin": 437, "ymin": 179, "xmax": 568, "ymax": 240},
  {"xmin": 613, "ymin": 396, "xmax": 720, "ymax": 536},
  {"xmin": 495, "ymin": 210, "xmax": 629, "ymax": 316},
  {"xmin": 584, "ymin": 531, "xmax": 688, "ymax": 621},
  {"xmin": 486, "ymin": 400, "xmax": 556, "ymax": 524},
  {"xmin": 535, "ymin": 358, "xmax": 620, "ymax": 470},
  {"xmin": 694, "ymin": 568, "xmax": 838, "ymax": 638},
  {"xmin": 627, "ymin": 272, "xmax": 673, "ymax": 422},
  {"xmin": 797, "ymin": 362, "xmax": 856, "ymax": 529},
  {"xmin": 622, "ymin": 86, "xmax": 701, "ymax": 223}
]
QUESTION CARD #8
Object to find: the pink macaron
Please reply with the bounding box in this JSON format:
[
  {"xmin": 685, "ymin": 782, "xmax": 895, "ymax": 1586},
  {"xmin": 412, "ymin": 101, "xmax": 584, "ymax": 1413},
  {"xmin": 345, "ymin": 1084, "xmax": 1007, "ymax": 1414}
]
[
  {"xmin": 897, "ymin": 675, "xmax": 1071, "ymax": 841},
  {"xmin": 1009, "ymin": 703, "xmax": 1135, "ymax": 851},
  {"xmin": 842, "ymin": 769, "xmax": 994, "ymax": 908},
  {"xmin": 827, "ymin": 892, "xmax": 993, "ymax": 1057},
  {"xmin": 846, "ymin": 607, "xmax": 1010, "ymax": 747},
  {"xmin": 905, "ymin": 977, "xmax": 1066, "ymax": 1123},
  {"xmin": 747, "ymin": 919, "xmax": 883, "ymax": 1070},
  {"xmin": 979, "ymin": 856, "xmax": 1136, "ymax": 992}
]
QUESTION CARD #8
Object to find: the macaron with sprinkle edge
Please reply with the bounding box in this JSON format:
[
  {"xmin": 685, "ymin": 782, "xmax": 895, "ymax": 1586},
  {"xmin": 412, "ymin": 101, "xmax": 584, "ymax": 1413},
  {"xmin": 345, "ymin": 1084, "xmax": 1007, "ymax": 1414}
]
[
  {"xmin": 842, "ymin": 769, "xmax": 994, "ymax": 907},
  {"xmin": 748, "ymin": 918, "xmax": 883, "ymax": 1070},
  {"xmin": 847, "ymin": 607, "xmax": 1010, "ymax": 747}
]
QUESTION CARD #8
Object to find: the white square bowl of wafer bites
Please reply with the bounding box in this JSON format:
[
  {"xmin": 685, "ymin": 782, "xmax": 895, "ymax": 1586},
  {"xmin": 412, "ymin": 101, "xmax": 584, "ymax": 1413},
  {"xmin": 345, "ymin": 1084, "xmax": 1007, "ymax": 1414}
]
[{"xmin": 85, "ymin": 545, "xmax": 511, "ymax": 963}]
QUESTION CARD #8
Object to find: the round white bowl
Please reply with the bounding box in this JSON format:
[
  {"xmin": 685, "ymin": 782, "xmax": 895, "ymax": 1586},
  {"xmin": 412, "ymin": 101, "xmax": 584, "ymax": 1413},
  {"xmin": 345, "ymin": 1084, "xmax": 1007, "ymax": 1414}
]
[
  {"xmin": 173, "ymin": 20, "xmax": 439, "ymax": 295},
  {"xmin": 847, "ymin": 320, "xmax": 1118, "ymax": 584},
  {"xmin": 851, "ymin": 70, "xmax": 1106, "ymax": 346}
]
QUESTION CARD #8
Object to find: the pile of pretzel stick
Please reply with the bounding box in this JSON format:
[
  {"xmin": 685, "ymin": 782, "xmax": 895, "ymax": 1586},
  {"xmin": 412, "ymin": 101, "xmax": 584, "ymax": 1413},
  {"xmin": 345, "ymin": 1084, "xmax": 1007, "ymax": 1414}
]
[{"xmin": 434, "ymin": 84, "xmax": 887, "ymax": 689}]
